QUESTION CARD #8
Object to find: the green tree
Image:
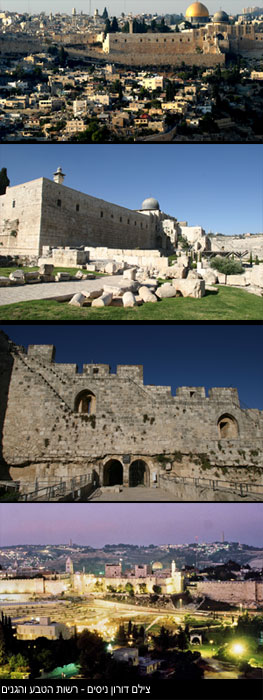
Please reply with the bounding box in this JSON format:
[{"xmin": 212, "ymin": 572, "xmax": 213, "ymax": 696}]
[
  {"xmin": 0, "ymin": 167, "xmax": 10, "ymax": 195},
  {"xmin": 115, "ymin": 624, "xmax": 127, "ymax": 645},
  {"xmin": 111, "ymin": 17, "xmax": 119, "ymax": 32},
  {"xmin": 125, "ymin": 582, "xmax": 135, "ymax": 597},
  {"xmin": 139, "ymin": 582, "xmax": 147, "ymax": 594},
  {"xmin": 104, "ymin": 18, "xmax": 111, "ymax": 34},
  {"xmin": 0, "ymin": 623, "xmax": 7, "ymax": 665},
  {"xmin": 78, "ymin": 629, "xmax": 108, "ymax": 678},
  {"xmin": 153, "ymin": 584, "xmax": 162, "ymax": 594},
  {"xmin": 102, "ymin": 7, "xmax": 108, "ymax": 19},
  {"xmin": 210, "ymin": 256, "xmax": 244, "ymax": 275}
]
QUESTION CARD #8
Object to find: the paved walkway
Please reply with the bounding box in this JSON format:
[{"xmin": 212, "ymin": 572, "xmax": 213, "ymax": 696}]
[
  {"xmin": 0, "ymin": 275, "xmax": 127, "ymax": 306},
  {"xmin": 88, "ymin": 486, "xmax": 176, "ymax": 501}
]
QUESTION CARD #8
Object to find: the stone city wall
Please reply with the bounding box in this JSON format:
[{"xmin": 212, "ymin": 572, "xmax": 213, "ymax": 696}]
[
  {"xmin": 191, "ymin": 580, "xmax": 263, "ymax": 606},
  {"xmin": 0, "ymin": 178, "xmax": 157, "ymax": 256},
  {"xmin": 1, "ymin": 334, "xmax": 262, "ymax": 492},
  {"xmin": 103, "ymin": 32, "xmax": 225, "ymax": 67},
  {"xmin": 0, "ymin": 578, "xmax": 69, "ymax": 595},
  {"xmin": 0, "ymin": 178, "xmax": 43, "ymax": 256}
]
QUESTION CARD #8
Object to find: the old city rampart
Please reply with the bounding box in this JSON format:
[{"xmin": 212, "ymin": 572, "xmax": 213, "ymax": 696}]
[
  {"xmin": 0, "ymin": 576, "xmax": 262, "ymax": 608},
  {"xmin": 191, "ymin": 579, "xmax": 263, "ymax": 606},
  {"xmin": 102, "ymin": 30, "xmax": 225, "ymax": 67},
  {"xmin": 0, "ymin": 178, "xmax": 158, "ymax": 257},
  {"xmin": 1, "ymin": 333, "xmax": 263, "ymax": 500}
]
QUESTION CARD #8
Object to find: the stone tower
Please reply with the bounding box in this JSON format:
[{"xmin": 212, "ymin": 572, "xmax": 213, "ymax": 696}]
[
  {"xmin": 66, "ymin": 557, "xmax": 74, "ymax": 574},
  {"xmin": 53, "ymin": 167, "xmax": 66, "ymax": 185}
]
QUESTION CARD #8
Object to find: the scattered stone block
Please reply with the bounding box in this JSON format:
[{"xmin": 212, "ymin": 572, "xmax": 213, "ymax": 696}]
[
  {"xmin": 200, "ymin": 269, "xmax": 218, "ymax": 284},
  {"xmin": 173, "ymin": 278, "xmax": 205, "ymax": 298},
  {"xmin": 217, "ymin": 272, "xmax": 226, "ymax": 284},
  {"xmin": 245, "ymin": 264, "xmax": 263, "ymax": 288},
  {"xmin": 0, "ymin": 276, "xmax": 11, "ymax": 287},
  {"xmin": 123, "ymin": 267, "xmax": 137, "ymax": 280},
  {"xmin": 39, "ymin": 274, "xmax": 55, "ymax": 283},
  {"xmin": 122, "ymin": 291, "xmax": 137, "ymax": 307},
  {"xmin": 39, "ymin": 264, "xmax": 54, "ymax": 275},
  {"xmin": 156, "ymin": 283, "xmax": 177, "ymax": 299},
  {"xmin": 138, "ymin": 286, "xmax": 158, "ymax": 303},
  {"xmin": 91, "ymin": 292, "xmax": 113, "ymax": 307},
  {"xmin": 74, "ymin": 270, "xmax": 84, "ymax": 279},
  {"xmin": 86, "ymin": 264, "xmax": 96, "ymax": 272},
  {"xmin": 55, "ymin": 272, "xmax": 72, "ymax": 282},
  {"xmin": 166, "ymin": 263, "xmax": 188, "ymax": 279},
  {"xmin": 69, "ymin": 293, "xmax": 86, "ymax": 307},
  {"xmin": 226, "ymin": 274, "xmax": 248, "ymax": 286},
  {"xmin": 24, "ymin": 271, "xmax": 40, "ymax": 282},
  {"xmin": 81, "ymin": 289, "xmax": 103, "ymax": 300},
  {"xmin": 104, "ymin": 262, "xmax": 119, "ymax": 275},
  {"xmin": 9, "ymin": 270, "xmax": 25, "ymax": 283}
]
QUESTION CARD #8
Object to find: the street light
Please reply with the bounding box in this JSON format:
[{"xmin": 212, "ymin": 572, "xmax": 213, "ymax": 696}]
[{"xmin": 232, "ymin": 643, "xmax": 244, "ymax": 656}]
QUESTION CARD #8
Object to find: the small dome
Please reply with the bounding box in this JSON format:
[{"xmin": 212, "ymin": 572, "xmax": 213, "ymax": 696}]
[
  {"xmin": 152, "ymin": 561, "xmax": 163, "ymax": 571},
  {"xmin": 213, "ymin": 11, "xmax": 229, "ymax": 22},
  {"xmin": 185, "ymin": 2, "xmax": 209, "ymax": 18},
  {"xmin": 141, "ymin": 197, "xmax": 160, "ymax": 211}
]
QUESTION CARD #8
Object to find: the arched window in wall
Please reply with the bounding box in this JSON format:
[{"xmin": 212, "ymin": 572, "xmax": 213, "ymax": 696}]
[
  {"xmin": 74, "ymin": 390, "xmax": 96, "ymax": 414},
  {"xmin": 217, "ymin": 414, "xmax": 239, "ymax": 439}
]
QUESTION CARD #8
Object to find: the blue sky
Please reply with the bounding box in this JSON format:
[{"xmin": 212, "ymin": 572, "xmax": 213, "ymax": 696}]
[
  {"xmin": 0, "ymin": 503, "xmax": 262, "ymax": 547},
  {"xmin": 3, "ymin": 2, "xmax": 247, "ymax": 19},
  {"xmin": 1, "ymin": 145, "xmax": 263, "ymax": 235},
  {"xmin": 1, "ymin": 324, "xmax": 263, "ymax": 409}
]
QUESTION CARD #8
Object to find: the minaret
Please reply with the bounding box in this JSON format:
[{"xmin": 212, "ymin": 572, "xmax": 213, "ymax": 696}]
[
  {"xmin": 171, "ymin": 560, "xmax": 176, "ymax": 578},
  {"xmin": 66, "ymin": 556, "xmax": 74, "ymax": 574},
  {"xmin": 53, "ymin": 166, "xmax": 65, "ymax": 185}
]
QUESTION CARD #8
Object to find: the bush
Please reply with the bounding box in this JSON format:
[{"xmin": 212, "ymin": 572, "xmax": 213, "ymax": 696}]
[{"xmin": 210, "ymin": 256, "xmax": 244, "ymax": 275}]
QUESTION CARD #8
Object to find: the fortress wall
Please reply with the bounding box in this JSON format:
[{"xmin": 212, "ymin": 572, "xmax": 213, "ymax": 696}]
[
  {"xmin": 0, "ymin": 578, "xmax": 45, "ymax": 594},
  {"xmin": 0, "ymin": 179, "xmax": 43, "ymax": 255},
  {"xmin": 191, "ymin": 580, "xmax": 263, "ymax": 605},
  {"xmin": 39, "ymin": 179, "xmax": 156, "ymax": 253},
  {"xmin": 2, "ymin": 339, "xmax": 262, "ymax": 475},
  {"xmin": 104, "ymin": 50, "xmax": 224, "ymax": 68},
  {"xmin": 210, "ymin": 235, "xmax": 263, "ymax": 257}
]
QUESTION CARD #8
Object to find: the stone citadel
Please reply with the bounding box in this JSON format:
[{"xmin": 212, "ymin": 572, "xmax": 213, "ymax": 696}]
[
  {"xmin": 1, "ymin": 168, "xmax": 263, "ymax": 262},
  {"xmin": 0, "ymin": 331, "xmax": 263, "ymax": 501},
  {"xmin": 0, "ymin": 567, "xmax": 262, "ymax": 609}
]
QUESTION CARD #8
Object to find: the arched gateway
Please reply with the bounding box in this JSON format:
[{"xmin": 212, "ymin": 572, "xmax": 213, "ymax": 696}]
[
  {"xmin": 103, "ymin": 459, "xmax": 123, "ymax": 486},
  {"xmin": 129, "ymin": 460, "xmax": 150, "ymax": 487}
]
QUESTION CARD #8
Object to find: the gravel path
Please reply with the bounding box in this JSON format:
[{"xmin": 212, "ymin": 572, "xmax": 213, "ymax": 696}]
[{"xmin": 0, "ymin": 275, "xmax": 127, "ymax": 306}]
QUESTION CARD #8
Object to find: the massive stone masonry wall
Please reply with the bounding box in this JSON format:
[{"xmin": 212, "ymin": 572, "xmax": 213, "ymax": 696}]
[
  {"xmin": 0, "ymin": 578, "xmax": 69, "ymax": 595},
  {"xmin": 0, "ymin": 178, "xmax": 158, "ymax": 256},
  {"xmin": 191, "ymin": 580, "xmax": 263, "ymax": 606},
  {"xmin": 103, "ymin": 32, "xmax": 225, "ymax": 67},
  {"xmin": 40, "ymin": 179, "xmax": 157, "ymax": 252},
  {"xmin": 1, "ymin": 334, "xmax": 262, "ymax": 491},
  {"xmin": 0, "ymin": 178, "xmax": 43, "ymax": 256}
]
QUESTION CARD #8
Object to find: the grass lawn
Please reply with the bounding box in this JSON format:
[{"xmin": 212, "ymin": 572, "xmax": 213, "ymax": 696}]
[
  {"xmin": 0, "ymin": 266, "xmax": 105, "ymax": 278},
  {"xmin": 0, "ymin": 286, "xmax": 262, "ymax": 321}
]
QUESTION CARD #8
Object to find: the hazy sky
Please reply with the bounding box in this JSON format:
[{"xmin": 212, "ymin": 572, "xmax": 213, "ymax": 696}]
[
  {"xmin": 2, "ymin": 2, "xmax": 247, "ymax": 19},
  {"xmin": 1, "ymin": 145, "xmax": 263, "ymax": 235},
  {"xmin": 0, "ymin": 503, "xmax": 262, "ymax": 547},
  {"xmin": 1, "ymin": 324, "xmax": 263, "ymax": 409}
]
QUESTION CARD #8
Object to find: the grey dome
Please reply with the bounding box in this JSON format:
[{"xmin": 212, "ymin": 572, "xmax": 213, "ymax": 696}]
[
  {"xmin": 213, "ymin": 11, "xmax": 229, "ymax": 22},
  {"xmin": 141, "ymin": 197, "xmax": 160, "ymax": 211}
]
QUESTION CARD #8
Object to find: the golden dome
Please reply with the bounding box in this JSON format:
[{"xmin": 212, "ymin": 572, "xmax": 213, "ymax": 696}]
[
  {"xmin": 152, "ymin": 561, "xmax": 163, "ymax": 571},
  {"xmin": 185, "ymin": 2, "xmax": 209, "ymax": 18}
]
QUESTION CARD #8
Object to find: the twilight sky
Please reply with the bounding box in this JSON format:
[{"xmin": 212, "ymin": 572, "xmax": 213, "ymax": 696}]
[
  {"xmin": 1, "ymin": 144, "xmax": 262, "ymax": 235},
  {"xmin": 3, "ymin": 3, "xmax": 247, "ymax": 19},
  {"xmin": 1, "ymin": 324, "xmax": 263, "ymax": 409},
  {"xmin": 0, "ymin": 503, "xmax": 262, "ymax": 547}
]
